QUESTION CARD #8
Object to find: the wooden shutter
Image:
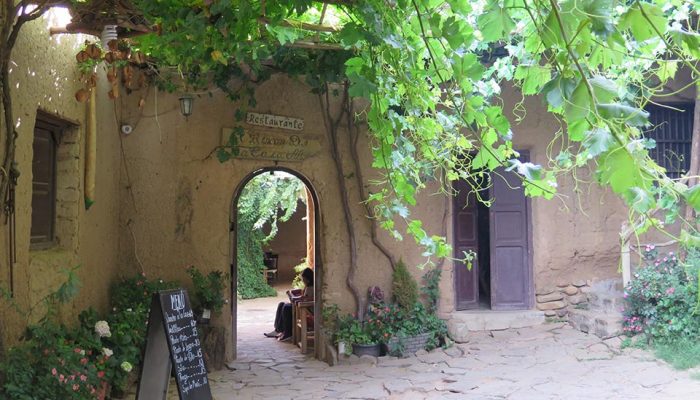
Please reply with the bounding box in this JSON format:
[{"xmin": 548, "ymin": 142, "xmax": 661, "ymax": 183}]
[{"xmin": 30, "ymin": 122, "xmax": 58, "ymax": 247}]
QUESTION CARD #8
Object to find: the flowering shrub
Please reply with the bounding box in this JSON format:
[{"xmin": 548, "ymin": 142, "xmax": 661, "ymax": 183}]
[
  {"xmin": 623, "ymin": 246, "xmax": 700, "ymax": 342},
  {"xmin": 0, "ymin": 319, "xmax": 110, "ymax": 400}
]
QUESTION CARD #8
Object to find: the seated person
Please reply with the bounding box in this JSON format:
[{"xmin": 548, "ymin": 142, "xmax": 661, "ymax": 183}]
[{"xmin": 265, "ymin": 267, "xmax": 313, "ymax": 341}]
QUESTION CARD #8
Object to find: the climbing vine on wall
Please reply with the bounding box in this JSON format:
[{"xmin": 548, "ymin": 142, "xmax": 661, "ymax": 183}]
[{"xmin": 236, "ymin": 172, "xmax": 306, "ymax": 299}]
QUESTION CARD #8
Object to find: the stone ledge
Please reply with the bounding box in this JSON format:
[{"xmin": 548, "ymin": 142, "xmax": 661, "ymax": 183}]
[{"xmin": 445, "ymin": 310, "xmax": 545, "ymax": 342}]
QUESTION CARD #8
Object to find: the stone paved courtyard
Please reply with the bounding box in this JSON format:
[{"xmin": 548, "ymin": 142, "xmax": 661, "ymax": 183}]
[{"xmin": 146, "ymin": 290, "xmax": 700, "ymax": 400}]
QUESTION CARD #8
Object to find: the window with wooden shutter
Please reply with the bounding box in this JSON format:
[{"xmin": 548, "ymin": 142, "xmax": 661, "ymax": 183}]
[
  {"xmin": 644, "ymin": 104, "xmax": 695, "ymax": 179},
  {"xmin": 30, "ymin": 118, "xmax": 60, "ymax": 248}
]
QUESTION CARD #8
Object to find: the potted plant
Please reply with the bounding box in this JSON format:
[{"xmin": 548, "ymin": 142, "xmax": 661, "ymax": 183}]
[
  {"xmin": 186, "ymin": 266, "xmax": 228, "ymax": 324},
  {"xmin": 336, "ymin": 317, "xmax": 383, "ymax": 357}
]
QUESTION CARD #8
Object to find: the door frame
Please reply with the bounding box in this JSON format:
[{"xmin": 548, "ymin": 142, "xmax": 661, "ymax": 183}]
[{"xmin": 229, "ymin": 167, "xmax": 323, "ymax": 359}]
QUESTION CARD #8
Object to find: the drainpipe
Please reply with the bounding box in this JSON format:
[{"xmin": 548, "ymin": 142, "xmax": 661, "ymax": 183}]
[{"xmin": 85, "ymin": 89, "xmax": 96, "ymax": 209}]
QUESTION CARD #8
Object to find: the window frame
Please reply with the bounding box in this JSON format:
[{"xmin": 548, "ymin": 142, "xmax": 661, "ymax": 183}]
[
  {"xmin": 30, "ymin": 113, "xmax": 65, "ymax": 250},
  {"xmin": 644, "ymin": 102, "xmax": 695, "ymax": 180}
]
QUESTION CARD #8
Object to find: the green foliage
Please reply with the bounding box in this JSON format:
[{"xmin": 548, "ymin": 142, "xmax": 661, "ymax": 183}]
[
  {"xmin": 115, "ymin": 1, "xmax": 700, "ymax": 258},
  {"xmin": 653, "ymin": 339, "xmax": 700, "ymax": 370},
  {"xmin": 237, "ymin": 173, "xmax": 305, "ymax": 299},
  {"xmin": 187, "ymin": 266, "xmax": 229, "ymax": 313},
  {"xmin": 106, "ymin": 273, "xmax": 179, "ymax": 392},
  {"xmin": 421, "ymin": 266, "xmax": 442, "ymax": 314},
  {"xmin": 392, "ymin": 260, "xmax": 418, "ymax": 310},
  {"xmin": 623, "ymin": 247, "xmax": 700, "ymax": 342},
  {"xmin": 291, "ymin": 258, "xmax": 309, "ymax": 290}
]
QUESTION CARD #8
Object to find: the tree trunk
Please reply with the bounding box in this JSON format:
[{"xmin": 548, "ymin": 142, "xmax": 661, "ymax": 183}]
[
  {"xmin": 318, "ymin": 87, "xmax": 363, "ymax": 318},
  {"xmin": 684, "ymin": 80, "xmax": 700, "ymax": 224}
]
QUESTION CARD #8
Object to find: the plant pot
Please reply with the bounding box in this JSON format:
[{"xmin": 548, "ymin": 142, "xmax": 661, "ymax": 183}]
[
  {"xmin": 197, "ymin": 308, "xmax": 212, "ymax": 325},
  {"xmin": 386, "ymin": 332, "xmax": 432, "ymax": 357},
  {"xmin": 338, "ymin": 341, "xmax": 347, "ymax": 355},
  {"xmin": 352, "ymin": 343, "xmax": 381, "ymax": 357}
]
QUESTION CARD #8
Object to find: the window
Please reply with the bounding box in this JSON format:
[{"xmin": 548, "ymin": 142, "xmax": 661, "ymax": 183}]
[
  {"xmin": 30, "ymin": 115, "xmax": 62, "ymax": 248},
  {"xmin": 644, "ymin": 103, "xmax": 695, "ymax": 179}
]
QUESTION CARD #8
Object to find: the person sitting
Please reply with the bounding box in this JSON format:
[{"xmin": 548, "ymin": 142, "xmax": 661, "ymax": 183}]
[{"xmin": 264, "ymin": 267, "xmax": 313, "ymax": 341}]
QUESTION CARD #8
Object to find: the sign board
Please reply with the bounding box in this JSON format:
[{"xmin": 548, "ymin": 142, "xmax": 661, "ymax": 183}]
[
  {"xmin": 246, "ymin": 112, "xmax": 304, "ymax": 131},
  {"xmin": 136, "ymin": 289, "xmax": 212, "ymax": 400},
  {"xmin": 221, "ymin": 128, "xmax": 322, "ymax": 162}
]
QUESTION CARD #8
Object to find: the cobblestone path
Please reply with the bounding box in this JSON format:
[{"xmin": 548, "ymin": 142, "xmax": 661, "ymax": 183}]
[{"xmin": 139, "ymin": 292, "xmax": 700, "ymax": 399}]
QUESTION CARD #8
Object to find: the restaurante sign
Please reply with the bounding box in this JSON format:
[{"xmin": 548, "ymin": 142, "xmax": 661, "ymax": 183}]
[
  {"xmin": 221, "ymin": 128, "xmax": 321, "ymax": 162},
  {"xmin": 246, "ymin": 112, "xmax": 304, "ymax": 131}
]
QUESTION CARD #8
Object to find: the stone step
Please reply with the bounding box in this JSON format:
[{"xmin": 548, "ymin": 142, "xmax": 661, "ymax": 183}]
[
  {"xmin": 568, "ymin": 309, "xmax": 623, "ymax": 339},
  {"xmin": 584, "ymin": 290, "xmax": 626, "ymax": 313},
  {"xmin": 445, "ymin": 310, "xmax": 545, "ymax": 343}
]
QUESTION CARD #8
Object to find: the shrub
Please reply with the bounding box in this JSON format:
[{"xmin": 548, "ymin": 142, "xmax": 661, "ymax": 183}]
[
  {"xmin": 392, "ymin": 260, "xmax": 418, "ymax": 309},
  {"xmin": 187, "ymin": 266, "xmax": 229, "ymax": 313},
  {"xmin": 623, "ymin": 246, "xmax": 700, "ymax": 342}
]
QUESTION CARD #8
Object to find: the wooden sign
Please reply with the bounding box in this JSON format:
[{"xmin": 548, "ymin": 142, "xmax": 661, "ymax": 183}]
[
  {"xmin": 222, "ymin": 128, "xmax": 322, "ymax": 162},
  {"xmin": 136, "ymin": 289, "xmax": 212, "ymax": 400},
  {"xmin": 246, "ymin": 112, "xmax": 304, "ymax": 131}
]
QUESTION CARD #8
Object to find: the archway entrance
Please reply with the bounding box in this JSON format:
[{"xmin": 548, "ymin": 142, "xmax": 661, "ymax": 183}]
[{"xmin": 230, "ymin": 167, "xmax": 321, "ymax": 360}]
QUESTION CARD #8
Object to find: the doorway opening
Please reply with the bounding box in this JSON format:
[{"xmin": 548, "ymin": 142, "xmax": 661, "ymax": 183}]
[
  {"xmin": 231, "ymin": 168, "xmax": 319, "ymax": 360},
  {"xmin": 453, "ymin": 153, "xmax": 533, "ymax": 311}
]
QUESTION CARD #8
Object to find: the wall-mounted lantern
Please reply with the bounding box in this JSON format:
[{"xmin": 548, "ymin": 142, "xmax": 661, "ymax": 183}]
[{"xmin": 179, "ymin": 94, "xmax": 194, "ymax": 118}]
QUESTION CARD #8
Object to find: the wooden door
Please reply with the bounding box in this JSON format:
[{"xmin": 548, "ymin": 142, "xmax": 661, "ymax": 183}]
[
  {"xmin": 489, "ymin": 155, "xmax": 532, "ymax": 310},
  {"xmin": 453, "ymin": 179, "xmax": 479, "ymax": 310}
]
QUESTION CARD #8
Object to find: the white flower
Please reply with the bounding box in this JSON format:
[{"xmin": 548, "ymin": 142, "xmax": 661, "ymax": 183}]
[
  {"xmin": 94, "ymin": 321, "xmax": 111, "ymax": 338},
  {"xmin": 126, "ymin": 308, "xmax": 132, "ymax": 312},
  {"xmin": 102, "ymin": 347, "xmax": 113, "ymax": 357},
  {"xmin": 121, "ymin": 361, "xmax": 133, "ymax": 372}
]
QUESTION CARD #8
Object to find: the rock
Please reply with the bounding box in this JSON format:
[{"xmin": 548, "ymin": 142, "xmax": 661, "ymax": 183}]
[
  {"xmin": 556, "ymin": 309, "xmax": 568, "ymax": 317},
  {"xmin": 563, "ymin": 285, "xmax": 579, "ymax": 295},
  {"xmin": 537, "ymin": 300, "xmax": 566, "ymax": 310},
  {"xmin": 544, "ymin": 310, "xmax": 557, "ymax": 317},
  {"xmin": 573, "ymin": 280, "xmax": 587, "ymax": 287},
  {"xmin": 568, "ymin": 293, "xmax": 587, "ymax": 305},
  {"xmin": 537, "ymin": 292, "xmax": 564, "ymax": 303},
  {"xmin": 536, "ymin": 285, "xmax": 556, "ymax": 295},
  {"xmin": 557, "ymin": 281, "xmax": 570, "ymax": 288}
]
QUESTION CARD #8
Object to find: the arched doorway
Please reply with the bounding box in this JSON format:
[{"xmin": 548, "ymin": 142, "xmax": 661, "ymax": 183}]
[{"xmin": 229, "ymin": 167, "xmax": 321, "ymax": 360}]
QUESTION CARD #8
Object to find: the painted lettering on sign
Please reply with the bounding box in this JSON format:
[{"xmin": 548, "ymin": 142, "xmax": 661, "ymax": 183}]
[
  {"xmin": 221, "ymin": 128, "xmax": 322, "ymax": 162},
  {"xmin": 246, "ymin": 112, "xmax": 304, "ymax": 131}
]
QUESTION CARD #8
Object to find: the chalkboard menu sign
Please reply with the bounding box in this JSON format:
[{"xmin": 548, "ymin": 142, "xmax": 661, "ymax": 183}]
[{"xmin": 136, "ymin": 289, "xmax": 212, "ymax": 400}]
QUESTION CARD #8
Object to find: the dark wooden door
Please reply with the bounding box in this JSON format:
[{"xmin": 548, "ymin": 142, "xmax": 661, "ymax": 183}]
[
  {"xmin": 489, "ymin": 156, "xmax": 532, "ymax": 310},
  {"xmin": 453, "ymin": 179, "xmax": 479, "ymax": 310}
]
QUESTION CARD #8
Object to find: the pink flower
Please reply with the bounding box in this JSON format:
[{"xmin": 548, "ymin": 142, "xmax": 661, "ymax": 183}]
[
  {"xmin": 666, "ymin": 287, "xmax": 675, "ymax": 295},
  {"xmin": 80, "ymin": 375, "xmax": 87, "ymax": 382},
  {"xmin": 72, "ymin": 384, "xmax": 79, "ymax": 391},
  {"xmin": 97, "ymin": 371, "xmax": 105, "ymax": 378},
  {"xmin": 51, "ymin": 368, "xmax": 57, "ymax": 376}
]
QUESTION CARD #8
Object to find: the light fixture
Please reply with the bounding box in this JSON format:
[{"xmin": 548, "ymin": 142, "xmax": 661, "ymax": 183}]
[
  {"xmin": 179, "ymin": 94, "xmax": 194, "ymax": 118},
  {"xmin": 100, "ymin": 25, "xmax": 118, "ymax": 48}
]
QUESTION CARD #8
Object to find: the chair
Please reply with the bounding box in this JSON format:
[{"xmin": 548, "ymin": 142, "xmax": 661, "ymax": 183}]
[
  {"xmin": 263, "ymin": 253, "xmax": 278, "ymax": 283},
  {"xmin": 292, "ymin": 300, "xmax": 314, "ymax": 354}
]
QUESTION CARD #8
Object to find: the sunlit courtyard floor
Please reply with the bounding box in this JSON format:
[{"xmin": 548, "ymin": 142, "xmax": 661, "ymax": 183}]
[{"xmin": 129, "ymin": 289, "xmax": 700, "ymax": 399}]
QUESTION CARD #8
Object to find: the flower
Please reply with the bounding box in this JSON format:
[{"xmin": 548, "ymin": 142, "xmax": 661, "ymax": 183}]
[
  {"xmin": 97, "ymin": 371, "xmax": 105, "ymax": 378},
  {"xmin": 666, "ymin": 287, "xmax": 675, "ymax": 295},
  {"xmin": 102, "ymin": 347, "xmax": 113, "ymax": 357},
  {"xmin": 51, "ymin": 368, "xmax": 57, "ymax": 376},
  {"xmin": 72, "ymin": 384, "xmax": 79, "ymax": 391},
  {"xmin": 121, "ymin": 361, "xmax": 133, "ymax": 372},
  {"xmin": 94, "ymin": 321, "xmax": 111, "ymax": 338}
]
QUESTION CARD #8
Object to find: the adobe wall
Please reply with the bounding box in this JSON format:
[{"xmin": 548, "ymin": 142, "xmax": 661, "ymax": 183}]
[{"xmin": 0, "ymin": 12, "xmax": 122, "ymax": 349}]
